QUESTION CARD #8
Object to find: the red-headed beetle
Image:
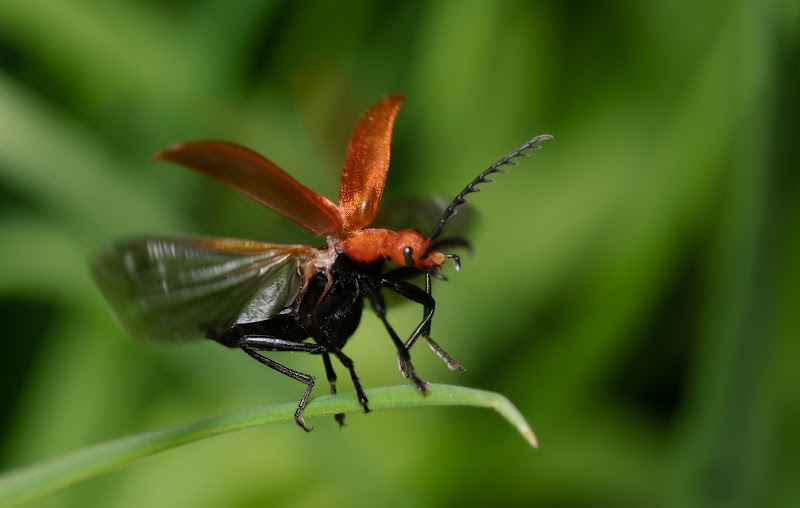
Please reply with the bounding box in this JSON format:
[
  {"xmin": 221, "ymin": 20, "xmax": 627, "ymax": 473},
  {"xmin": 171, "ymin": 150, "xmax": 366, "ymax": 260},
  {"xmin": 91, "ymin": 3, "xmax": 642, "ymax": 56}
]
[{"xmin": 92, "ymin": 95, "xmax": 551, "ymax": 430}]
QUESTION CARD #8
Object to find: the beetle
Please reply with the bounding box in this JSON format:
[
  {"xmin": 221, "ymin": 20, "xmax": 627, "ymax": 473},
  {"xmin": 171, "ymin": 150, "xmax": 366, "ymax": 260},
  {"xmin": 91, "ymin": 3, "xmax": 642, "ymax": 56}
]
[{"xmin": 92, "ymin": 94, "xmax": 551, "ymax": 430}]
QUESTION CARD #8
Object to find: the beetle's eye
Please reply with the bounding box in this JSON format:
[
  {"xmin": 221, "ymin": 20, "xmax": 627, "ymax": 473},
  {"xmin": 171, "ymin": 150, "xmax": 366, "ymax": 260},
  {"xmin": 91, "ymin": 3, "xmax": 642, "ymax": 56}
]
[{"xmin": 402, "ymin": 246, "xmax": 414, "ymax": 266}]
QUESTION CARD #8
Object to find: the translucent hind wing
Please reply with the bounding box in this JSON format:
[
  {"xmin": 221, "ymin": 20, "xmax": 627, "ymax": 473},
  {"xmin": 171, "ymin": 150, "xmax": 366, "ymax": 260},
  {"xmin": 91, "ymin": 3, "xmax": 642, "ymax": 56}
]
[{"xmin": 92, "ymin": 237, "xmax": 313, "ymax": 343}]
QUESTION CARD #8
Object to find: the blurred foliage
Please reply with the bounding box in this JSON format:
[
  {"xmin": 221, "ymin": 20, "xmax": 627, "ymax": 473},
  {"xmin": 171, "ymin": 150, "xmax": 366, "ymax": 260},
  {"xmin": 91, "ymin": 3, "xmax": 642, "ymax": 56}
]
[{"xmin": 0, "ymin": 1, "xmax": 797, "ymax": 507}]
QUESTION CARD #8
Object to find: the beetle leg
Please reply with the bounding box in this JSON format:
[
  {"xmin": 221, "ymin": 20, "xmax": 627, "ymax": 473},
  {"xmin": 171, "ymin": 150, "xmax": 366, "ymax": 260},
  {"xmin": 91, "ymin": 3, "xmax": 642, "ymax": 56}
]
[
  {"xmin": 363, "ymin": 281, "xmax": 427, "ymax": 393},
  {"xmin": 377, "ymin": 277, "xmax": 434, "ymax": 351},
  {"xmin": 421, "ymin": 272, "xmax": 465, "ymax": 374},
  {"xmin": 423, "ymin": 271, "xmax": 433, "ymax": 337},
  {"xmin": 238, "ymin": 335, "xmax": 327, "ymax": 432},
  {"xmin": 322, "ymin": 352, "xmax": 346, "ymax": 426},
  {"xmin": 378, "ymin": 276, "xmax": 465, "ymax": 376},
  {"xmin": 301, "ymin": 292, "xmax": 371, "ymax": 415},
  {"xmin": 423, "ymin": 335, "xmax": 466, "ymax": 375}
]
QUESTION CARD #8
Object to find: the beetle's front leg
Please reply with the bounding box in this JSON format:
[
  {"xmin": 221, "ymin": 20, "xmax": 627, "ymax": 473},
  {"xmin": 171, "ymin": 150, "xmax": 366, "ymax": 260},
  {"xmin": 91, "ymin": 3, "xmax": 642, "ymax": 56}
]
[
  {"xmin": 381, "ymin": 275, "xmax": 465, "ymax": 376},
  {"xmin": 363, "ymin": 282, "xmax": 428, "ymax": 393}
]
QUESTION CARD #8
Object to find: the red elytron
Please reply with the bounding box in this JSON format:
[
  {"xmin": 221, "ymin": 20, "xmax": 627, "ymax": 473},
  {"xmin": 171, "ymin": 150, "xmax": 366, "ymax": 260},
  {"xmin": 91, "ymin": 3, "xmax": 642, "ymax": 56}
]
[{"xmin": 93, "ymin": 94, "xmax": 551, "ymax": 430}]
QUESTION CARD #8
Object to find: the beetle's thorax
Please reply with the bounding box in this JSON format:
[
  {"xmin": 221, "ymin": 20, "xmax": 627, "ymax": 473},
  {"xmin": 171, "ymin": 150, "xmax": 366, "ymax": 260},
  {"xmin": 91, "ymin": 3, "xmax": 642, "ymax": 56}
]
[{"xmin": 341, "ymin": 228, "xmax": 444, "ymax": 269}]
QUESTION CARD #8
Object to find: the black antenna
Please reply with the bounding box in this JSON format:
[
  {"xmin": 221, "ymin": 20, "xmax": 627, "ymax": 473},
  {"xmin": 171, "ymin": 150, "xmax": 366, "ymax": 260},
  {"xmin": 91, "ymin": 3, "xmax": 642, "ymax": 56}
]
[{"xmin": 429, "ymin": 134, "xmax": 553, "ymax": 240}]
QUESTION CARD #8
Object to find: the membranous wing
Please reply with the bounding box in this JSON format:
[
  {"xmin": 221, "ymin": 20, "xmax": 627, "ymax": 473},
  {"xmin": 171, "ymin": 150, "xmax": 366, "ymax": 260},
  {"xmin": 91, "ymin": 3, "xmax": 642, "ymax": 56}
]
[{"xmin": 92, "ymin": 237, "xmax": 314, "ymax": 343}]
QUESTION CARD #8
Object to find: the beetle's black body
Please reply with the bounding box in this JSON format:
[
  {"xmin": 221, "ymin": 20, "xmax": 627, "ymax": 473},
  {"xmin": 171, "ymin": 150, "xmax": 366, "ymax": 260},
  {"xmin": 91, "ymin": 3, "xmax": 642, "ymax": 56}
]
[{"xmin": 200, "ymin": 253, "xmax": 434, "ymax": 430}]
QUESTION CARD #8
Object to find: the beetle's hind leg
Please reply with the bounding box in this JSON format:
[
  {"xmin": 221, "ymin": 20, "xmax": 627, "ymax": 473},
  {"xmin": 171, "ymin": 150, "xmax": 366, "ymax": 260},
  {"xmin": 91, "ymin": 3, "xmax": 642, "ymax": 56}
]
[{"xmin": 238, "ymin": 335, "xmax": 327, "ymax": 432}]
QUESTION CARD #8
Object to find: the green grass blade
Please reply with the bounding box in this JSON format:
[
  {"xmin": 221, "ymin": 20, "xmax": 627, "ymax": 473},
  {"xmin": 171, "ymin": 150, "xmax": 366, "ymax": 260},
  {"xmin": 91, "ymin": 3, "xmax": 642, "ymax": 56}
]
[{"xmin": 0, "ymin": 384, "xmax": 535, "ymax": 507}]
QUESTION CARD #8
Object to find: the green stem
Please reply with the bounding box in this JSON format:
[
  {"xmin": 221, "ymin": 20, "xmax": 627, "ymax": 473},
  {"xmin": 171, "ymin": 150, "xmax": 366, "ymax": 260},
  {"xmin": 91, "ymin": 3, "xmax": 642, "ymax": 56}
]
[{"xmin": 0, "ymin": 384, "xmax": 535, "ymax": 507}]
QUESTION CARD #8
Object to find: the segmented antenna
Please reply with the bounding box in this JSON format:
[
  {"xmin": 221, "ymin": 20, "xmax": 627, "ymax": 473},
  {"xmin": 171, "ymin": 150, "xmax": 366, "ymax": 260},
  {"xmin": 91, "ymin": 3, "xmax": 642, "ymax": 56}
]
[{"xmin": 429, "ymin": 134, "xmax": 553, "ymax": 240}]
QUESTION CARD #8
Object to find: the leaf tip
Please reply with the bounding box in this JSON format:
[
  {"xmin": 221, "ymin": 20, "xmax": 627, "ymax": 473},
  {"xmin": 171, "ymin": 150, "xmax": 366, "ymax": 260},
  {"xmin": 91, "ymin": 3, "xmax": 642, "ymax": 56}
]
[{"xmin": 521, "ymin": 424, "xmax": 539, "ymax": 449}]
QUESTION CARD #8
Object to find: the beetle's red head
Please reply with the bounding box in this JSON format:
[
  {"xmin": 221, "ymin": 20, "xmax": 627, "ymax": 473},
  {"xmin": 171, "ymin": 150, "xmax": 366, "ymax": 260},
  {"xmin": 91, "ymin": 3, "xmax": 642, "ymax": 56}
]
[
  {"xmin": 383, "ymin": 229, "xmax": 444, "ymax": 269},
  {"xmin": 340, "ymin": 228, "xmax": 444, "ymax": 270}
]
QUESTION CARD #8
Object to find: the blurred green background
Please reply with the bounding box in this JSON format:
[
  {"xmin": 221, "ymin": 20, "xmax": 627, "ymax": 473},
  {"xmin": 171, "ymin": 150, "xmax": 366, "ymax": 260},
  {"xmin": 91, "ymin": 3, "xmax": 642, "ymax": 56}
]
[{"xmin": 1, "ymin": 1, "xmax": 798, "ymax": 507}]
